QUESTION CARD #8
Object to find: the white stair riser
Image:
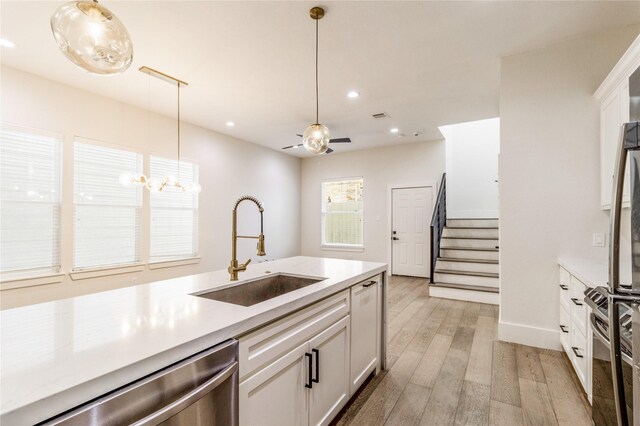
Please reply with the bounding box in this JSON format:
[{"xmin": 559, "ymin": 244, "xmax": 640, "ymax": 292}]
[
  {"xmin": 429, "ymin": 286, "xmax": 499, "ymax": 304},
  {"xmin": 443, "ymin": 228, "xmax": 499, "ymax": 239},
  {"xmin": 434, "ymin": 273, "xmax": 499, "ymax": 288},
  {"xmin": 440, "ymin": 249, "xmax": 499, "ymax": 261},
  {"xmin": 441, "ymin": 238, "xmax": 498, "ymax": 249},
  {"xmin": 447, "ymin": 219, "xmax": 499, "ymax": 228},
  {"xmin": 436, "ymin": 260, "xmax": 499, "ymax": 274}
]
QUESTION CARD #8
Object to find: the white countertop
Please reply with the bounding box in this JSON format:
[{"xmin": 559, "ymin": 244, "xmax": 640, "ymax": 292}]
[
  {"xmin": 558, "ymin": 257, "xmax": 631, "ymax": 288},
  {"xmin": 0, "ymin": 256, "xmax": 387, "ymax": 424}
]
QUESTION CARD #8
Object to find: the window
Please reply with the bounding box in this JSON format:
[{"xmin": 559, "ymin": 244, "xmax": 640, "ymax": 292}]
[
  {"xmin": 73, "ymin": 139, "xmax": 142, "ymax": 270},
  {"xmin": 149, "ymin": 156, "xmax": 199, "ymax": 262},
  {"xmin": 321, "ymin": 178, "xmax": 363, "ymax": 248},
  {"xmin": 0, "ymin": 125, "xmax": 61, "ymax": 276}
]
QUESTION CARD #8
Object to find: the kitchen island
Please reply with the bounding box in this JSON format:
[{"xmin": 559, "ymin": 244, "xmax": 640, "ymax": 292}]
[{"xmin": 0, "ymin": 256, "xmax": 387, "ymax": 424}]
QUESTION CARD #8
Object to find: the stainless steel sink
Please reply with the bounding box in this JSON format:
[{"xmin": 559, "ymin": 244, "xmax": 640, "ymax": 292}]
[{"xmin": 193, "ymin": 273, "xmax": 325, "ymax": 306}]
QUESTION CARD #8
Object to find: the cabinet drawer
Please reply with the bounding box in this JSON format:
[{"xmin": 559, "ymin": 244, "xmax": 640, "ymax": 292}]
[
  {"xmin": 239, "ymin": 289, "xmax": 350, "ymax": 380},
  {"xmin": 559, "ymin": 305, "xmax": 571, "ymax": 353},
  {"xmin": 570, "ymin": 276, "xmax": 588, "ymax": 335},
  {"xmin": 558, "ymin": 268, "xmax": 571, "ymax": 312},
  {"xmin": 570, "ymin": 324, "xmax": 588, "ymax": 391}
]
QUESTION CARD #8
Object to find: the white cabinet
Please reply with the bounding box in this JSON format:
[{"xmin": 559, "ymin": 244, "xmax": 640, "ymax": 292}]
[
  {"xmin": 308, "ymin": 317, "xmax": 350, "ymax": 426},
  {"xmin": 238, "ymin": 274, "xmax": 384, "ymax": 426},
  {"xmin": 596, "ymin": 34, "xmax": 640, "ymax": 210},
  {"xmin": 557, "ymin": 267, "xmax": 592, "ymax": 402},
  {"xmin": 349, "ymin": 277, "xmax": 379, "ymax": 394},
  {"xmin": 240, "ymin": 342, "xmax": 310, "ymax": 426},
  {"xmin": 239, "ymin": 317, "xmax": 350, "ymax": 426}
]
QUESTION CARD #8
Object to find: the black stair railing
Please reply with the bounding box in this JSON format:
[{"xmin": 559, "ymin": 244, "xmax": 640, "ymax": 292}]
[{"xmin": 430, "ymin": 174, "xmax": 446, "ymax": 284}]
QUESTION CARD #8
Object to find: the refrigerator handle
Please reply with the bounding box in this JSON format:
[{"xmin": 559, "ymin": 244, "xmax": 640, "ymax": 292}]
[{"xmin": 608, "ymin": 123, "xmax": 630, "ymax": 426}]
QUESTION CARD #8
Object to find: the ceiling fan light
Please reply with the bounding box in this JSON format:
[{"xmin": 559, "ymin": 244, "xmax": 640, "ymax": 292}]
[
  {"xmin": 50, "ymin": 0, "xmax": 133, "ymax": 75},
  {"xmin": 302, "ymin": 123, "xmax": 330, "ymax": 154}
]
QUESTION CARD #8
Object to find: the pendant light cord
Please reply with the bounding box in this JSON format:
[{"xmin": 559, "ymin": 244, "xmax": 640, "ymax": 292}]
[
  {"xmin": 177, "ymin": 82, "xmax": 181, "ymax": 179},
  {"xmin": 315, "ymin": 17, "xmax": 319, "ymax": 125}
]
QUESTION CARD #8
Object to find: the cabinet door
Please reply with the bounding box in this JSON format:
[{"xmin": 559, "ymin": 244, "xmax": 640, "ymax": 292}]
[
  {"xmin": 350, "ymin": 279, "xmax": 379, "ymax": 394},
  {"xmin": 308, "ymin": 316, "xmax": 351, "ymax": 426},
  {"xmin": 239, "ymin": 342, "xmax": 309, "ymax": 426}
]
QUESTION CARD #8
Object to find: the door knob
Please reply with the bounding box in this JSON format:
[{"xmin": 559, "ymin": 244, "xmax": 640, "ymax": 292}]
[{"xmin": 392, "ymin": 237, "xmax": 399, "ymax": 241}]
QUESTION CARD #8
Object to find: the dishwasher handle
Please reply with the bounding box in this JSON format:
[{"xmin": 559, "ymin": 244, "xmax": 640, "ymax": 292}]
[{"xmin": 133, "ymin": 361, "xmax": 238, "ymax": 426}]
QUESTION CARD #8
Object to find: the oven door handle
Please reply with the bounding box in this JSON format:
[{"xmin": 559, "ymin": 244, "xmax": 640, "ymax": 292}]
[
  {"xmin": 132, "ymin": 360, "xmax": 238, "ymax": 426},
  {"xmin": 591, "ymin": 313, "xmax": 635, "ymax": 366}
]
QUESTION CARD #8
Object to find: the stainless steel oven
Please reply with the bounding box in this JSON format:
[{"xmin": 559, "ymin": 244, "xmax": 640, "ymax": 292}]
[
  {"xmin": 586, "ymin": 289, "xmax": 634, "ymax": 425},
  {"xmin": 40, "ymin": 339, "xmax": 238, "ymax": 426}
]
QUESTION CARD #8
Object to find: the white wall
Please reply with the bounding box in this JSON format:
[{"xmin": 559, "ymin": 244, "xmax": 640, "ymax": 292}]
[
  {"xmin": 498, "ymin": 25, "xmax": 640, "ymax": 349},
  {"xmin": 0, "ymin": 66, "xmax": 301, "ymax": 309},
  {"xmin": 441, "ymin": 118, "xmax": 500, "ymax": 218},
  {"xmin": 300, "ymin": 141, "xmax": 445, "ymax": 264}
]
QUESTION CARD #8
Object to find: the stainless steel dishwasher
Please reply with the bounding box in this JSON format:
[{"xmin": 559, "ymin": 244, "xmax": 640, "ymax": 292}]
[{"xmin": 41, "ymin": 339, "xmax": 238, "ymax": 426}]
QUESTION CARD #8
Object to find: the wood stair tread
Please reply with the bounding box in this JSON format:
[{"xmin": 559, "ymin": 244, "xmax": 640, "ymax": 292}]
[
  {"xmin": 445, "ymin": 226, "xmax": 499, "ymax": 230},
  {"xmin": 440, "ymin": 247, "xmax": 499, "ymax": 252},
  {"xmin": 442, "ymin": 236, "xmax": 498, "ymax": 240},
  {"xmin": 435, "ymin": 269, "xmax": 499, "ymax": 278},
  {"xmin": 437, "ymin": 257, "xmax": 499, "ymax": 264},
  {"xmin": 429, "ymin": 282, "xmax": 499, "ymax": 294}
]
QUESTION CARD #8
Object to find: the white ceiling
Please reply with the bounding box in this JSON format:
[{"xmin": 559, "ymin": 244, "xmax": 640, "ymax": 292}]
[{"xmin": 1, "ymin": 1, "xmax": 639, "ymax": 157}]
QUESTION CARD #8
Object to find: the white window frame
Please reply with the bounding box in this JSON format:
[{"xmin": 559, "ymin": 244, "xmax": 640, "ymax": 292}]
[
  {"xmin": 71, "ymin": 137, "xmax": 144, "ymax": 277},
  {"xmin": 148, "ymin": 155, "xmax": 200, "ymax": 264},
  {"xmin": 321, "ymin": 176, "xmax": 364, "ymax": 251},
  {"xmin": 0, "ymin": 123, "xmax": 63, "ymax": 282}
]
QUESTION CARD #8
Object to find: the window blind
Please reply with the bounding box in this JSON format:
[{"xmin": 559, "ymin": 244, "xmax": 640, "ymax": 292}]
[
  {"xmin": 1, "ymin": 125, "xmax": 62, "ymax": 276},
  {"xmin": 321, "ymin": 178, "xmax": 363, "ymax": 247},
  {"xmin": 149, "ymin": 156, "xmax": 199, "ymax": 262},
  {"xmin": 73, "ymin": 140, "xmax": 142, "ymax": 270}
]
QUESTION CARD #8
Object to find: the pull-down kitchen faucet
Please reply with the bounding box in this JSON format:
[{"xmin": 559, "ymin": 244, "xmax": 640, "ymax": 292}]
[{"xmin": 228, "ymin": 195, "xmax": 265, "ymax": 280}]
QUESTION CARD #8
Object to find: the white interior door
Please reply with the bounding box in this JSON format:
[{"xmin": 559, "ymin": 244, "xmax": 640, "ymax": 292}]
[{"xmin": 392, "ymin": 186, "xmax": 433, "ymax": 277}]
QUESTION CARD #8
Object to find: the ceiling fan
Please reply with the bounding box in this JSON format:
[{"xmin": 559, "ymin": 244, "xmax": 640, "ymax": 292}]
[{"xmin": 282, "ymin": 135, "xmax": 352, "ymax": 154}]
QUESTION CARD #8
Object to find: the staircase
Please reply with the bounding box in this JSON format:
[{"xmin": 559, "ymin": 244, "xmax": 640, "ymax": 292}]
[{"xmin": 429, "ymin": 218, "xmax": 499, "ymax": 304}]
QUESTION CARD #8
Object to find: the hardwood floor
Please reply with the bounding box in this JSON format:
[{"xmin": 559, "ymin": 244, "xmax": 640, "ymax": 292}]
[{"xmin": 332, "ymin": 276, "xmax": 592, "ymax": 426}]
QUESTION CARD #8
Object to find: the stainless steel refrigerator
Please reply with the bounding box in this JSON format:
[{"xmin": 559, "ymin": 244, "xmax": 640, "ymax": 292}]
[{"xmin": 586, "ymin": 65, "xmax": 640, "ymax": 426}]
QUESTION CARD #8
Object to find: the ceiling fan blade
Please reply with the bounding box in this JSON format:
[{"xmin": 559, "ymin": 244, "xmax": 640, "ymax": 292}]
[
  {"xmin": 296, "ymin": 134, "xmax": 303, "ymax": 137},
  {"xmin": 282, "ymin": 143, "xmax": 303, "ymax": 150},
  {"xmin": 325, "ymin": 148, "xmax": 334, "ymax": 154},
  {"xmin": 329, "ymin": 137, "xmax": 351, "ymax": 143}
]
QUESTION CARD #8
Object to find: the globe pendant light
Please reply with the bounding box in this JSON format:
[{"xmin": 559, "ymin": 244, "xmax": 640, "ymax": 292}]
[
  {"xmin": 302, "ymin": 7, "xmax": 330, "ymax": 155},
  {"xmin": 50, "ymin": 0, "xmax": 133, "ymax": 75}
]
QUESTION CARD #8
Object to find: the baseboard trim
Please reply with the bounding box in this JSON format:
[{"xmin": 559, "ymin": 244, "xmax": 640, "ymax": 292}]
[
  {"xmin": 498, "ymin": 320, "xmax": 561, "ymax": 350},
  {"xmin": 429, "ymin": 286, "xmax": 499, "ymax": 304}
]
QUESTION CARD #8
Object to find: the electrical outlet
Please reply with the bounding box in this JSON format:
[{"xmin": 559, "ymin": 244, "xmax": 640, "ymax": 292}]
[{"xmin": 593, "ymin": 233, "xmax": 606, "ymax": 247}]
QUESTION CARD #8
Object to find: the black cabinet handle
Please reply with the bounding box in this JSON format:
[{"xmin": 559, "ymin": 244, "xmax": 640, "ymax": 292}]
[
  {"xmin": 312, "ymin": 348, "xmax": 319, "ymax": 383},
  {"xmin": 559, "ymin": 324, "xmax": 569, "ymax": 333},
  {"xmin": 571, "ymin": 298, "xmax": 583, "ymax": 306},
  {"xmin": 571, "ymin": 346, "xmax": 584, "ymax": 358},
  {"xmin": 363, "ymin": 281, "xmax": 376, "ymax": 288},
  {"xmin": 559, "ymin": 284, "xmax": 568, "ymax": 290},
  {"xmin": 305, "ymin": 353, "xmax": 313, "ymax": 389}
]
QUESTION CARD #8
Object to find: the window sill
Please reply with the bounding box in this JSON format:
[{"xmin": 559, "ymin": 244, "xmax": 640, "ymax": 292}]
[
  {"xmin": 148, "ymin": 257, "xmax": 200, "ymax": 270},
  {"xmin": 1, "ymin": 272, "xmax": 65, "ymax": 290},
  {"xmin": 70, "ymin": 263, "xmax": 145, "ymax": 281},
  {"xmin": 321, "ymin": 245, "xmax": 365, "ymax": 253}
]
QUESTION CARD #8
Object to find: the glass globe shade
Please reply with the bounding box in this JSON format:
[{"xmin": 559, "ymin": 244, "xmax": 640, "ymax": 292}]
[
  {"xmin": 50, "ymin": 1, "xmax": 133, "ymax": 75},
  {"xmin": 302, "ymin": 123, "xmax": 330, "ymax": 154}
]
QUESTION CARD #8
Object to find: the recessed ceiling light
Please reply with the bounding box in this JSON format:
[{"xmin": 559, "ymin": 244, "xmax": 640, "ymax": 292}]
[
  {"xmin": 347, "ymin": 91, "xmax": 359, "ymax": 98},
  {"xmin": 390, "ymin": 128, "xmax": 399, "ymax": 134},
  {"xmin": 226, "ymin": 121, "xmax": 235, "ymax": 127},
  {"xmin": 0, "ymin": 38, "xmax": 16, "ymax": 48}
]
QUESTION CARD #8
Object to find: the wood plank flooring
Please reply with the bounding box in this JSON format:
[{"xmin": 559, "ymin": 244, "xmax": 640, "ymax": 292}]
[{"xmin": 332, "ymin": 276, "xmax": 591, "ymax": 426}]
